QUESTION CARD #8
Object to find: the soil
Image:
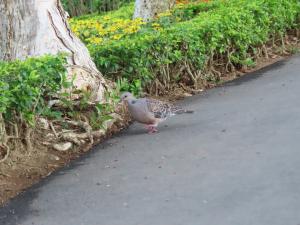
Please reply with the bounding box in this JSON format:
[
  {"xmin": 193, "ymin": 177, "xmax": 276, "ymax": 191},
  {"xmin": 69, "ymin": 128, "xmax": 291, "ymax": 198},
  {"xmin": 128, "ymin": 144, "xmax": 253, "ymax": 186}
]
[
  {"xmin": 0, "ymin": 114, "xmax": 131, "ymax": 207},
  {"xmin": 0, "ymin": 36, "xmax": 299, "ymax": 207}
]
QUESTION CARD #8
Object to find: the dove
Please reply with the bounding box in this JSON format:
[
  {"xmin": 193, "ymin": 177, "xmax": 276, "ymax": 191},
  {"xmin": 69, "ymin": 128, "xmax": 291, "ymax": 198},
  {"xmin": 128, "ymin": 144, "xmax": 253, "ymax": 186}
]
[{"xmin": 120, "ymin": 92, "xmax": 194, "ymax": 133}]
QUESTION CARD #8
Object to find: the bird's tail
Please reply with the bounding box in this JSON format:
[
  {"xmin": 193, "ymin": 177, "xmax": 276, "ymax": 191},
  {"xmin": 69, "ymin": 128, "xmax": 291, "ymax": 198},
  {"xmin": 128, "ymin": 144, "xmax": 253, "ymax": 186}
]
[
  {"xmin": 184, "ymin": 110, "xmax": 194, "ymax": 114},
  {"xmin": 174, "ymin": 108, "xmax": 194, "ymax": 114}
]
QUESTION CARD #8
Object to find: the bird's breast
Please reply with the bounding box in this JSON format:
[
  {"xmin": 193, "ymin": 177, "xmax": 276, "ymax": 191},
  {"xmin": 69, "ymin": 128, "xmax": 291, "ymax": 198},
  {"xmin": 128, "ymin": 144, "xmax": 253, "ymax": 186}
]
[{"xmin": 128, "ymin": 105, "xmax": 156, "ymax": 124}]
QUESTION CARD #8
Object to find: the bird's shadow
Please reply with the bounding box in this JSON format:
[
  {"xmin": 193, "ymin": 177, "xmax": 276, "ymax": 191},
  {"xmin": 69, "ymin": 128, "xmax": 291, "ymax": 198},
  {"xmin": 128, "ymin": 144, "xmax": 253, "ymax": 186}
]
[{"xmin": 120, "ymin": 120, "xmax": 197, "ymax": 136}]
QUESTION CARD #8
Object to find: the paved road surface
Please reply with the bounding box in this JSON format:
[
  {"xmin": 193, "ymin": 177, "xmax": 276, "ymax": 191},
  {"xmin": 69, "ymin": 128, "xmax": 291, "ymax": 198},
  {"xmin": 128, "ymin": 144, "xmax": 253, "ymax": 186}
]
[{"xmin": 1, "ymin": 55, "xmax": 300, "ymax": 225}]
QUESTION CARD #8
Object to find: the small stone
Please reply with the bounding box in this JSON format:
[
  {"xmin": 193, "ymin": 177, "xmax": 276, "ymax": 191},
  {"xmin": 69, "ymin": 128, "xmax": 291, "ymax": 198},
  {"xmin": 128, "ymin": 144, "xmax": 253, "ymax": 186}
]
[
  {"xmin": 183, "ymin": 93, "xmax": 192, "ymax": 97},
  {"xmin": 42, "ymin": 141, "xmax": 51, "ymax": 146},
  {"xmin": 37, "ymin": 118, "xmax": 49, "ymax": 130},
  {"xmin": 48, "ymin": 154, "xmax": 60, "ymax": 161},
  {"xmin": 48, "ymin": 100, "xmax": 60, "ymax": 107},
  {"xmin": 103, "ymin": 119, "xmax": 115, "ymax": 129},
  {"xmin": 46, "ymin": 133, "xmax": 55, "ymax": 139},
  {"xmin": 53, "ymin": 142, "xmax": 73, "ymax": 152}
]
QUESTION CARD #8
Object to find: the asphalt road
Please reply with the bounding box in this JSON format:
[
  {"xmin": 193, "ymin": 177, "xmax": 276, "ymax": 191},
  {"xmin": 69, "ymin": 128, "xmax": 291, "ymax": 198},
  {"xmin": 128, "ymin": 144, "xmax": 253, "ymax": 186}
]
[{"xmin": 1, "ymin": 55, "xmax": 300, "ymax": 225}]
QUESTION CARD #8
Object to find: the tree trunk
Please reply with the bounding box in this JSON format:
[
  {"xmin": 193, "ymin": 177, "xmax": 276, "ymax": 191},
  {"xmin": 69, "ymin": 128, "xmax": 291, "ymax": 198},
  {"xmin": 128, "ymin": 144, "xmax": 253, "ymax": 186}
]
[
  {"xmin": 0, "ymin": 0, "xmax": 107, "ymax": 101},
  {"xmin": 133, "ymin": 0, "xmax": 176, "ymax": 20}
]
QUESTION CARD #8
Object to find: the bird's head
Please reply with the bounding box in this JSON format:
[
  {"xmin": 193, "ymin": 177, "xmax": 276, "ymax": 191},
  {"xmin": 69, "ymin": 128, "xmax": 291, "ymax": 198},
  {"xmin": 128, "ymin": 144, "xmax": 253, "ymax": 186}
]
[{"xmin": 120, "ymin": 92, "xmax": 135, "ymax": 103}]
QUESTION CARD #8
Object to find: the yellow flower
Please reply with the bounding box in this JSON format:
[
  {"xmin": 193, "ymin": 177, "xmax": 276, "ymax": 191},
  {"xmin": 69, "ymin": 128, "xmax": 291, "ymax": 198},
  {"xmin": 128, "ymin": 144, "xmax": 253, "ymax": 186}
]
[
  {"xmin": 176, "ymin": 3, "xmax": 185, "ymax": 8},
  {"xmin": 93, "ymin": 37, "xmax": 103, "ymax": 44},
  {"xmin": 152, "ymin": 23, "xmax": 163, "ymax": 31},
  {"xmin": 108, "ymin": 25, "xmax": 118, "ymax": 33},
  {"xmin": 70, "ymin": 11, "xmax": 148, "ymax": 44},
  {"xmin": 112, "ymin": 34, "xmax": 123, "ymax": 40},
  {"xmin": 103, "ymin": 15, "xmax": 111, "ymax": 21},
  {"xmin": 152, "ymin": 23, "xmax": 161, "ymax": 27},
  {"xmin": 157, "ymin": 10, "xmax": 172, "ymax": 18}
]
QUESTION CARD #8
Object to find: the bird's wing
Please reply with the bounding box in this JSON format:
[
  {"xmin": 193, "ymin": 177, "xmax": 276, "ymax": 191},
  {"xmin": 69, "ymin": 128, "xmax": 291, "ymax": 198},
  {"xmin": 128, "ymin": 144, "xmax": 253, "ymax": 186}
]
[{"xmin": 145, "ymin": 98, "xmax": 185, "ymax": 119}]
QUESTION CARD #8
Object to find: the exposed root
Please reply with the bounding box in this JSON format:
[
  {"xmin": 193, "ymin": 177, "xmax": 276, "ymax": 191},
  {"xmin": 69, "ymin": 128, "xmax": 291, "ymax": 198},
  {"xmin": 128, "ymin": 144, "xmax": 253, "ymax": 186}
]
[
  {"xmin": 184, "ymin": 61, "xmax": 203, "ymax": 89},
  {"xmin": 0, "ymin": 144, "xmax": 10, "ymax": 163},
  {"xmin": 64, "ymin": 120, "xmax": 93, "ymax": 144},
  {"xmin": 61, "ymin": 129, "xmax": 105, "ymax": 146},
  {"xmin": 225, "ymin": 50, "xmax": 235, "ymax": 72},
  {"xmin": 24, "ymin": 126, "xmax": 33, "ymax": 152},
  {"xmin": 50, "ymin": 122, "xmax": 59, "ymax": 138},
  {"xmin": 0, "ymin": 172, "xmax": 11, "ymax": 177},
  {"xmin": 59, "ymin": 113, "xmax": 121, "ymax": 146},
  {"xmin": 209, "ymin": 65, "xmax": 222, "ymax": 77},
  {"xmin": 179, "ymin": 83, "xmax": 203, "ymax": 94}
]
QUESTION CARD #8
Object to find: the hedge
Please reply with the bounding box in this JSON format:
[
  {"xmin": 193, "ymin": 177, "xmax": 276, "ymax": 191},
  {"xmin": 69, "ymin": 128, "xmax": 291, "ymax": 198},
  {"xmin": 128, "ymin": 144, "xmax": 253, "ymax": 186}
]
[
  {"xmin": 0, "ymin": 55, "xmax": 66, "ymax": 123},
  {"xmin": 89, "ymin": 0, "xmax": 300, "ymax": 92}
]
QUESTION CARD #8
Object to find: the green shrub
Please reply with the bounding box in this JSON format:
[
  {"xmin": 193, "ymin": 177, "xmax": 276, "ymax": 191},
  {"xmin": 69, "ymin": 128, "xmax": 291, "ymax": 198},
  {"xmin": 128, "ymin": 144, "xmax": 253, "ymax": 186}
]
[
  {"xmin": 0, "ymin": 54, "xmax": 67, "ymax": 124},
  {"xmin": 88, "ymin": 0, "xmax": 300, "ymax": 91}
]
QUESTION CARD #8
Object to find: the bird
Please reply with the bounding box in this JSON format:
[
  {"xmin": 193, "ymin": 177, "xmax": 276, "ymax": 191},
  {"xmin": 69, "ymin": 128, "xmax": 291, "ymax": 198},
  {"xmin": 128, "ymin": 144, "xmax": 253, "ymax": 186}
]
[{"xmin": 120, "ymin": 92, "xmax": 194, "ymax": 133}]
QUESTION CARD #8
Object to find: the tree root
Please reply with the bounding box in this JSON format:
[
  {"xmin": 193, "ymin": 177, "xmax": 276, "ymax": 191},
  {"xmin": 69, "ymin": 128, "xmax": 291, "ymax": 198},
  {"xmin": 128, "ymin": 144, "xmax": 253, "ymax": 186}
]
[
  {"xmin": 24, "ymin": 126, "xmax": 33, "ymax": 151},
  {"xmin": 50, "ymin": 122, "xmax": 59, "ymax": 138},
  {"xmin": 64, "ymin": 120, "xmax": 93, "ymax": 144},
  {"xmin": 0, "ymin": 172, "xmax": 11, "ymax": 177},
  {"xmin": 61, "ymin": 129, "xmax": 105, "ymax": 146},
  {"xmin": 59, "ymin": 113, "xmax": 121, "ymax": 146},
  {"xmin": 179, "ymin": 83, "xmax": 203, "ymax": 94},
  {"xmin": 0, "ymin": 144, "xmax": 10, "ymax": 163},
  {"xmin": 184, "ymin": 61, "xmax": 203, "ymax": 89}
]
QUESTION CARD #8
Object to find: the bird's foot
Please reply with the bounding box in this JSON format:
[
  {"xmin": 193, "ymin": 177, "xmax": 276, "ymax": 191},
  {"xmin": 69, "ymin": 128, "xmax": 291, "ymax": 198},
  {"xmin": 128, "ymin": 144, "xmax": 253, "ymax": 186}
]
[
  {"xmin": 145, "ymin": 125, "xmax": 158, "ymax": 134},
  {"xmin": 149, "ymin": 127, "xmax": 158, "ymax": 134}
]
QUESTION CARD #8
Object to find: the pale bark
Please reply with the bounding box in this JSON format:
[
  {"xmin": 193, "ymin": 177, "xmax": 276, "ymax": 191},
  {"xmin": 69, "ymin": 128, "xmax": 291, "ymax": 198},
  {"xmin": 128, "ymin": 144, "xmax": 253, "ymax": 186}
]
[
  {"xmin": 133, "ymin": 0, "xmax": 176, "ymax": 20},
  {"xmin": 0, "ymin": 0, "xmax": 107, "ymax": 101}
]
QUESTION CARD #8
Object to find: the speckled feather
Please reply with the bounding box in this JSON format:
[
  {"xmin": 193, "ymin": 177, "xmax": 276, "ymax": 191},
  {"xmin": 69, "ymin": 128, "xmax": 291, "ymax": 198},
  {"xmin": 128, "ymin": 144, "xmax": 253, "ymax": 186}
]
[{"xmin": 146, "ymin": 98, "xmax": 189, "ymax": 119}]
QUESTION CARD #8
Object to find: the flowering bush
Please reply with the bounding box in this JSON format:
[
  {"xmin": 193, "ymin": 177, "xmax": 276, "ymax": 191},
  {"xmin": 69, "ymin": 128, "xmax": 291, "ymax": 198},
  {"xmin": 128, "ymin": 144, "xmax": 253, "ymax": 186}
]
[
  {"xmin": 69, "ymin": 3, "xmax": 140, "ymax": 45},
  {"xmin": 70, "ymin": 0, "xmax": 300, "ymax": 94},
  {"xmin": 71, "ymin": 17, "xmax": 146, "ymax": 44},
  {"xmin": 69, "ymin": 1, "xmax": 213, "ymax": 46}
]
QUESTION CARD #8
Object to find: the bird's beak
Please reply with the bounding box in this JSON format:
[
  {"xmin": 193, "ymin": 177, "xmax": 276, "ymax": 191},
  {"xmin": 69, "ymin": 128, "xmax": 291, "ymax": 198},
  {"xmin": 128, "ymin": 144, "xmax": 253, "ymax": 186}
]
[{"xmin": 118, "ymin": 98, "xmax": 123, "ymax": 103}]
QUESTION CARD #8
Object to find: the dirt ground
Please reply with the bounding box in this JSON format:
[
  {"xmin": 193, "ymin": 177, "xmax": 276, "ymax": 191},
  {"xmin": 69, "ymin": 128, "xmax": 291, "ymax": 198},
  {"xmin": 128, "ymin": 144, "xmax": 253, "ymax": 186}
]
[
  {"xmin": 0, "ymin": 117, "xmax": 130, "ymax": 206},
  {"xmin": 0, "ymin": 35, "xmax": 299, "ymax": 207}
]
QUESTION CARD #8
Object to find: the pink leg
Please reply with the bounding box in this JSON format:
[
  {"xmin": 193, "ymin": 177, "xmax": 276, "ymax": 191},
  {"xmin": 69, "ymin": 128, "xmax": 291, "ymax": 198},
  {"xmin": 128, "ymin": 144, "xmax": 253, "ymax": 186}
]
[
  {"xmin": 150, "ymin": 126, "xmax": 158, "ymax": 133},
  {"xmin": 145, "ymin": 125, "xmax": 158, "ymax": 134}
]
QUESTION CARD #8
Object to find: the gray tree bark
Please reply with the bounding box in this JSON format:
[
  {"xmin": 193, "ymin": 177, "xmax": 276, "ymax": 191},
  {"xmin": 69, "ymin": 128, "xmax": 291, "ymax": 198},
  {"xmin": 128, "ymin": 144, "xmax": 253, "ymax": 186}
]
[
  {"xmin": 133, "ymin": 0, "xmax": 176, "ymax": 20},
  {"xmin": 0, "ymin": 0, "xmax": 107, "ymax": 101}
]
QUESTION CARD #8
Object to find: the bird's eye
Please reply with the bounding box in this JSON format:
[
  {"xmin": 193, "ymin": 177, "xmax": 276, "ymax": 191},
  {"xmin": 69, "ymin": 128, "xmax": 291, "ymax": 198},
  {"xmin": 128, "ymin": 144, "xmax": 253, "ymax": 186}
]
[{"xmin": 124, "ymin": 95, "xmax": 127, "ymax": 98}]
